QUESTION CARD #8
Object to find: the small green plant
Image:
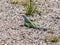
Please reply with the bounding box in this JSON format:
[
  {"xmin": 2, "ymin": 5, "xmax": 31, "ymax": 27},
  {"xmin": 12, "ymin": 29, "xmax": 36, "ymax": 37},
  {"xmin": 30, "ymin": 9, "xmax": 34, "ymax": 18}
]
[
  {"xmin": 11, "ymin": 0, "xmax": 18, "ymax": 4},
  {"xmin": 26, "ymin": 0, "xmax": 37, "ymax": 15},
  {"xmin": 45, "ymin": 36, "xmax": 60, "ymax": 42},
  {"xmin": 51, "ymin": 36, "xmax": 60, "ymax": 42},
  {"xmin": 21, "ymin": 0, "xmax": 29, "ymax": 6}
]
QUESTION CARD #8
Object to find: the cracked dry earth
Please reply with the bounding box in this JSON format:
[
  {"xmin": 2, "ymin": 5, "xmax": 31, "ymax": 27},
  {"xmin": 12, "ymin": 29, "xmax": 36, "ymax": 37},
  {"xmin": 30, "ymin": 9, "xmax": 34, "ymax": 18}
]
[{"xmin": 0, "ymin": 0, "xmax": 60, "ymax": 45}]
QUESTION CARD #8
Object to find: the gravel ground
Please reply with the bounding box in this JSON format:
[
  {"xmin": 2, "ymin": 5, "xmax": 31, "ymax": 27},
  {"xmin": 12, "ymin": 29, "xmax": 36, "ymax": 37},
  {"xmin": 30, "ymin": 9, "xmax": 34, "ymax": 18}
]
[{"xmin": 0, "ymin": 0, "xmax": 60, "ymax": 45}]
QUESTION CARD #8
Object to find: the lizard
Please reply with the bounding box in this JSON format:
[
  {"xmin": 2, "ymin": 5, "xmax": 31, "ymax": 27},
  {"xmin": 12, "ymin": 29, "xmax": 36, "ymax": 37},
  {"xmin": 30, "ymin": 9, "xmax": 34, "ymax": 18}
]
[{"xmin": 22, "ymin": 15, "xmax": 50, "ymax": 31}]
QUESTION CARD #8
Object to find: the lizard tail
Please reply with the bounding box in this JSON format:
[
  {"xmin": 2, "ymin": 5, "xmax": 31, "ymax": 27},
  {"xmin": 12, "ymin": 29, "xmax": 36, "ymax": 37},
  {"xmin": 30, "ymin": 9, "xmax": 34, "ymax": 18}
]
[{"xmin": 32, "ymin": 26, "xmax": 50, "ymax": 31}]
